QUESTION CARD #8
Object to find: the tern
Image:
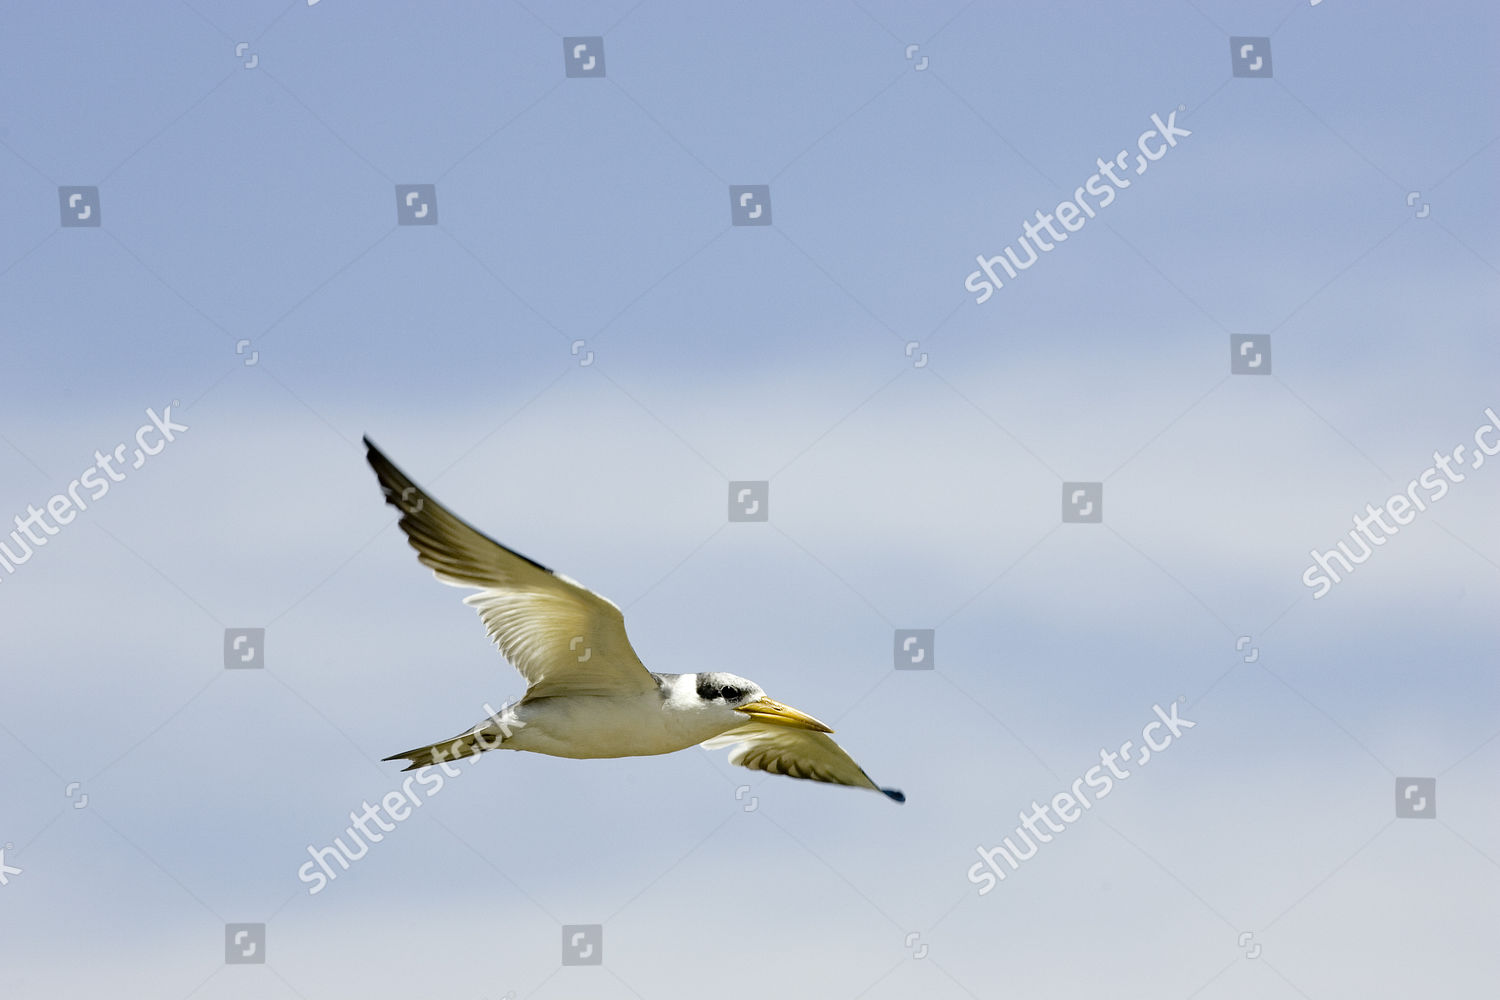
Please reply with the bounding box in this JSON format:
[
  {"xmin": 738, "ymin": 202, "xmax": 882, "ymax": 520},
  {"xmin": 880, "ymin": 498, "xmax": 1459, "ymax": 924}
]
[{"xmin": 365, "ymin": 439, "xmax": 904, "ymax": 802}]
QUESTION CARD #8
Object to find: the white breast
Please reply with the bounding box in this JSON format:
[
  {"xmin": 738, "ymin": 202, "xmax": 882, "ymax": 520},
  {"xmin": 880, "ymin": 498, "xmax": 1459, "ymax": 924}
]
[{"xmin": 506, "ymin": 690, "xmax": 735, "ymax": 759}]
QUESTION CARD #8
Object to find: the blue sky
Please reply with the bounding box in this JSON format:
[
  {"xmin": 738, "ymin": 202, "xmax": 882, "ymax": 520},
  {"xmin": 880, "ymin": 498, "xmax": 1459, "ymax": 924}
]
[{"xmin": 1, "ymin": 2, "xmax": 1496, "ymax": 998}]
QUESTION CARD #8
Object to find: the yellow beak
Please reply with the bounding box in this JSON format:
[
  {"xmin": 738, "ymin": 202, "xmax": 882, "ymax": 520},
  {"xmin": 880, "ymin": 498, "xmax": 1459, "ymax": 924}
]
[{"xmin": 737, "ymin": 696, "xmax": 833, "ymax": 733}]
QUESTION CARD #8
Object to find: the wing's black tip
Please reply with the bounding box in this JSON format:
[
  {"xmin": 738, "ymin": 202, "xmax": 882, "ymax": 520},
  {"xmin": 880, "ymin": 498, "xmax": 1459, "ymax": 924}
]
[{"xmin": 882, "ymin": 788, "xmax": 906, "ymax": 803}]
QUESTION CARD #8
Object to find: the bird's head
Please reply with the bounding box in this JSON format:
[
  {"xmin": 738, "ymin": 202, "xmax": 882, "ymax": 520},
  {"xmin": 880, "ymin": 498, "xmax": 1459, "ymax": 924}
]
[{"xmin": 692, "ymin": 671, "xmax": 832, "ymax": 733}]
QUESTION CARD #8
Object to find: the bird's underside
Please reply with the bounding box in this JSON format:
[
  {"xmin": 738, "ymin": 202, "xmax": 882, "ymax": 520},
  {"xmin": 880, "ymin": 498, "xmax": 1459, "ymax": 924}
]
[{"xmin": 365, "ymin": 437, "xmax": 903, "ymax": 803}]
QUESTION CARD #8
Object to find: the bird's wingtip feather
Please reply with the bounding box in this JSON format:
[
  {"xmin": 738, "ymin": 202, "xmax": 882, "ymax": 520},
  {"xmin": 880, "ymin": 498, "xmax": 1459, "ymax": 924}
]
[{"xmin": 882, "ymin": 787, "xmax": 905, "ymax": 803}]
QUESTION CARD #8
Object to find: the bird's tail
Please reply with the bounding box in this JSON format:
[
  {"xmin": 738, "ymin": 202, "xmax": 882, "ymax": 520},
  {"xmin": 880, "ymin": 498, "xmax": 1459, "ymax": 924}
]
[{"xmin": 381, "ymin": 721, "xmax": 509, "ymax": 772}]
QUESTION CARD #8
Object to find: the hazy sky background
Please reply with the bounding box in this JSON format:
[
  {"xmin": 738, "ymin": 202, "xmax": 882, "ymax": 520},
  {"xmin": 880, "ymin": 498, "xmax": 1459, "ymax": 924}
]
[{"xmin": 1, "ymin": 1, "xmax": 1496, "ymax": 998}]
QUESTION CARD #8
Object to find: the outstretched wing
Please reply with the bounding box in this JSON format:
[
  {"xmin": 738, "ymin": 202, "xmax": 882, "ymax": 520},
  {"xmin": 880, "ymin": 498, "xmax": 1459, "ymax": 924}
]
[
  {"xmin": 703, "ymin": 724, "xmax": 904, "ymax": 802},
  {"xmin": 365, "ymin": 437, "xmax": 658, "ymax": 701}
]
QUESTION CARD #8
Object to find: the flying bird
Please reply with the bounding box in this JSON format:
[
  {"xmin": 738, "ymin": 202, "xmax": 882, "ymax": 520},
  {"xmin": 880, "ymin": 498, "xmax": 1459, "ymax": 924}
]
[{"xmin": 365, "ymin": 438, "xmax": 904, "ymax": 802}]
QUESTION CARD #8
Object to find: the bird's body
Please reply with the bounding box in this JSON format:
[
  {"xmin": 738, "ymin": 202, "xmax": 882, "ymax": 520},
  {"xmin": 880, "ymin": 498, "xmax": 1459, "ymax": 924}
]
[
  {"xmin": 408, "ymin": 674, "xmax": 761, "ymax": 762},
  {"xmin": 365, "ymin": 438, "xmax": 903, "ymax": 802},
  {"xmin": 502, "ymin": 685, "xmax": 701, "ymax": 760}
]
